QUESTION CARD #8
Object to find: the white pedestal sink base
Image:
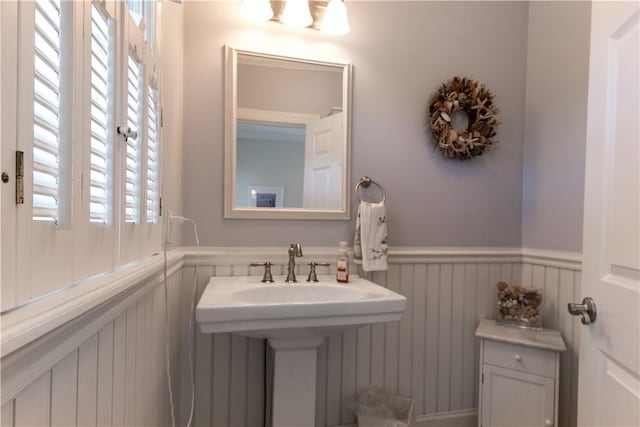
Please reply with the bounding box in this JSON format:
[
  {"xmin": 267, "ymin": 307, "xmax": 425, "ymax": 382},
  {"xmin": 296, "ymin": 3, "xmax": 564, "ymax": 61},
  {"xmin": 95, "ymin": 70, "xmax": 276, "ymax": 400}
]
[
  {"xmin": 270, "ymin": 338, "xmax": 325, "ymax": 427},
  {"xmin": 196, "ymin": 276, "xmax": 407, "ymax": 426}
]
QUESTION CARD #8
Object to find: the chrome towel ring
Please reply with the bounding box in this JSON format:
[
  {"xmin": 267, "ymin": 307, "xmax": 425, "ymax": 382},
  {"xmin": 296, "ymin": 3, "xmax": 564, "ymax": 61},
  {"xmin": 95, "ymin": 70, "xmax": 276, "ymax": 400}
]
[{"xmin": 355, "ymin": 176, "xmax": 386, "ymax": 203}]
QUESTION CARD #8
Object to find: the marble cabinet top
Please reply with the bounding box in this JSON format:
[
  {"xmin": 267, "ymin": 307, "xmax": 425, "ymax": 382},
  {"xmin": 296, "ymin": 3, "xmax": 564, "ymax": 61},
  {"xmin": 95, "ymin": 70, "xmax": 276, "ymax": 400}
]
[{"xmin": 475, "ymin": 319, "xmax": 567, "ymax": 352}]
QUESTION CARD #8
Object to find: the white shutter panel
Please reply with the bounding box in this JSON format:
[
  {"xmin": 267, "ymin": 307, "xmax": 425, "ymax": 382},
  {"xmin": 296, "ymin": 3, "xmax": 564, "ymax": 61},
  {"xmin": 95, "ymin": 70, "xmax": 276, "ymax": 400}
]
[
  {"xmin": 146, "ymin": 88, "xmax": 159, "ymax": 223},
  {"xmin": 32, "ymin": 0, "xmax": 62, "ymax": 222},
  {"xmin": 89, "ymin": 5, "xmax": 112, "ymax": 223},
  {"xmin": 125, "ymin": 55, "xmax": 142, "ymax": 223}
]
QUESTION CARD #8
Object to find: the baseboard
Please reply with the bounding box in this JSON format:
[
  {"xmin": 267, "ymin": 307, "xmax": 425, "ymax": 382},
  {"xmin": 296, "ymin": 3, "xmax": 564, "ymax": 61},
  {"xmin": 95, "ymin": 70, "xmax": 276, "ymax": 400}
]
[
  {"xmin": 334, "ymin": 409, "xmax": 478, "ymax": 427},
  {"xmin": 416, "ymin": 409, "xmax": 477, "ymax": 427}
]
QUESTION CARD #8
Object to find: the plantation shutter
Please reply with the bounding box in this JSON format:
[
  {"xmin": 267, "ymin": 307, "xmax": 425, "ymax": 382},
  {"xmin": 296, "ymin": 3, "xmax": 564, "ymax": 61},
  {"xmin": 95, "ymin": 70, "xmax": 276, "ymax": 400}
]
[
  {"xmin": 89, "ymin": 5, "xmax": 112, "ymax": 223},
  {"xmin": 32, "ymin": 0, "xmax": 62, "ymax": 222},
  {"xmin": 126, "ymin": 0, "xmax": 144, "ymax": 24},
  {"xmin": 125, "ymin": 55, "xmax": 142, "ymax": 223},
  {"xmin": 146, "ymin": 87, "xmax": 159, "ymax": 223}
]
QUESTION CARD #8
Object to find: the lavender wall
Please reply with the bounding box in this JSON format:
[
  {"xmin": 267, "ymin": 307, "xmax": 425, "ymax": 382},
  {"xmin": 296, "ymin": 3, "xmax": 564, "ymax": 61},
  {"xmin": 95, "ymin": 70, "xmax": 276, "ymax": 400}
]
[
  {"xmin": 521, "ymin": 1, "xmax": 591, "ymax": 253},
  {"xmin": 182, "ymin": 1, "xmax": 529, "ymax": 247}
]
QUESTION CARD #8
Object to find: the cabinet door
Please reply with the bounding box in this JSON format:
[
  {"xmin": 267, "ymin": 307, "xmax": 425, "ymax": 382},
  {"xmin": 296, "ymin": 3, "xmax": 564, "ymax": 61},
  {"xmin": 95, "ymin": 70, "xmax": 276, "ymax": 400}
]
[{"xmin": 481, "ymin": 364, "xmax": 555, "ymax": 427}]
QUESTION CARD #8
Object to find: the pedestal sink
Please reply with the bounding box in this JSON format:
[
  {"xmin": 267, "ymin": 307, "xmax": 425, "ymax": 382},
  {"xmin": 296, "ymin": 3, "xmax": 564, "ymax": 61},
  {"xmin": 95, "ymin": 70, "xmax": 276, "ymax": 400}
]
[{"xmin": 196, "ymin": 275, "xmax": 406, "ymax": 427}]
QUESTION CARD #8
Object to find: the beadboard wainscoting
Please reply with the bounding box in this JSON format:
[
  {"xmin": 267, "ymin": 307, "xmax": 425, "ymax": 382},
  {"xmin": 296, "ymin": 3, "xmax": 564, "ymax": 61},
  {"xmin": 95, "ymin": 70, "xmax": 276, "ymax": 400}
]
[
  {"xmin": 520, "ymin": 250, "xmax": 582, "ymax": 427},
  {"xmin": 0, "ymin": 260, "xmax": 185, "ymax": 427},
  {"xmin": 0, "ymin": 247, "xmax": 581, "ymax": 427},
  {"xmin": 180, "ymin": 247, "xmax": 582, "ymax": 427}
]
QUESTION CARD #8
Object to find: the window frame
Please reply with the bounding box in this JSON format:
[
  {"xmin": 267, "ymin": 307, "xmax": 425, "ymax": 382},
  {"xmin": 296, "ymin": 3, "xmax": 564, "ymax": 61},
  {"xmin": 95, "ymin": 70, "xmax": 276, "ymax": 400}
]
[{"xmin": 0, "ymin": 0, "xmax": 162, "ymax": 311}]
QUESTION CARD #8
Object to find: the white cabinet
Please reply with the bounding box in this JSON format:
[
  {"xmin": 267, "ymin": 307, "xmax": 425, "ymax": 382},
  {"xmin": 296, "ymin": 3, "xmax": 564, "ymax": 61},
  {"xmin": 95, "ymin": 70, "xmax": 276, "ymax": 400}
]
[{"xmin": 476, "ymin": 319, "xmax": 566, "ymax": 427}]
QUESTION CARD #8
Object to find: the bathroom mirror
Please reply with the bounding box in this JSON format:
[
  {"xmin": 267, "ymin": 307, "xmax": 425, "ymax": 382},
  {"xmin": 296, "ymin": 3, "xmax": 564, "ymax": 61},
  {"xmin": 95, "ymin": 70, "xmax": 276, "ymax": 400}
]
[{"xmin": 224, "ymin": 46, "xmax": 352, "ymax": 219}]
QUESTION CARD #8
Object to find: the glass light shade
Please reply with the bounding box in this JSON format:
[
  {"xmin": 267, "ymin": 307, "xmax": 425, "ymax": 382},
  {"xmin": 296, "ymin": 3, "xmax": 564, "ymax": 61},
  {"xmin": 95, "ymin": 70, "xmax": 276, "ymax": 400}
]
[
  {"xmin": 240, "ymin": 0, "xmax": 274, "ymax": 22},
  {"xmin": 321, "ymin": 0, "xmax": 350, "ymax": 35},
  {"xmin": 280, "ymin": 0, "xmax": 313, "ymax": 28}
]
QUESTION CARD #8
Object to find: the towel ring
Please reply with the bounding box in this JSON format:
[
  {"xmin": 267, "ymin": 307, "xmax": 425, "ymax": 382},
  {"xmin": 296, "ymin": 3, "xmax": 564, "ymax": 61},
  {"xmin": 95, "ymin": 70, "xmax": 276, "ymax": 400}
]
[{"xmin": 355, "ymin": 176, "xmax": 386, "ymax": 203}]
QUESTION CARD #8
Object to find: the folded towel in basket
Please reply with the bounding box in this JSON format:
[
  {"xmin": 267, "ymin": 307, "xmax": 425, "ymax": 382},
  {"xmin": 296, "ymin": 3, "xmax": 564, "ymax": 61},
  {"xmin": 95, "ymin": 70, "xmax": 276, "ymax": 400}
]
[{"xmin": 353, "ymin": 201, "xmax": 388, "ymax": 272}]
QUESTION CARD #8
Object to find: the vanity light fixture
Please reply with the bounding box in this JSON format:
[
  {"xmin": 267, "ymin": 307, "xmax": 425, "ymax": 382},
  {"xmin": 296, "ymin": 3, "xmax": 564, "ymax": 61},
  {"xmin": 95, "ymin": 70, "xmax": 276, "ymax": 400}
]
[
  {"xmin": 321, "ymin": 0, "xmax": 350, "ymax": 35},
  {"xmin": 280, "ymin": 0, "xmax": 313, "ymax": 28},
  {"xmin": 240, "ymin": 0, "xmax": 351, "ymax": 35},
  {"xmin": 240, "ymin": 0, "xmax": 274, "ymax": 21}
]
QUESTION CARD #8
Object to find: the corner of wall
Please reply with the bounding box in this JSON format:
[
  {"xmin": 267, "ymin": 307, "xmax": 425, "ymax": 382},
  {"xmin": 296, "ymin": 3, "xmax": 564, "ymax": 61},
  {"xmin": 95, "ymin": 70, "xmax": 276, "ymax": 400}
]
[
  {"xmin": 161, "ymin": 1, "xmax": 185, "ymax": 247},
  {"xmin": 520, "ymin": 1, "xmax": 590, "ymax": 254}
]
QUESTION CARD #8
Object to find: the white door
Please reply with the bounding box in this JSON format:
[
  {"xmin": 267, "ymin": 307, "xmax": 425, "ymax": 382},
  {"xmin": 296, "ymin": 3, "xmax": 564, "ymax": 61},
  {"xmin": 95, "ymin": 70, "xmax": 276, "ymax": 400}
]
[
  {"xmin": 303, "ymin": 112, "xmax": 344, "ymax": 209},
  {"xmin": 573, "ymin": 3, "xmax": 640, "ymax": 426}
]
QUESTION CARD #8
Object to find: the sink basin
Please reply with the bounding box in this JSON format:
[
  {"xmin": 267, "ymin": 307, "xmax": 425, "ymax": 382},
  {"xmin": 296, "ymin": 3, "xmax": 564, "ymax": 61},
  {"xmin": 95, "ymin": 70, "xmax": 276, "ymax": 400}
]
[
  {"xmin": 230, "ymin": 282, "xmax": 372, "ymax": 304},
  {"xmin": 196, "ymin": 274, "xmax": 406, "ymax": 427},
  {"xmin": 196, "ymin": 275, "xmax": 406, "ymax": 339}
]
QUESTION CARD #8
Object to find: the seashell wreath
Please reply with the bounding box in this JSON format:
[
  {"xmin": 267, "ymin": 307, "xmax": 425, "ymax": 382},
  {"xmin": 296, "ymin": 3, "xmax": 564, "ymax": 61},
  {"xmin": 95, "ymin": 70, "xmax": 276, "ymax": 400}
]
[{"xmin": 427, "ymin": 76, "xmax": 499, "ymax": 160}]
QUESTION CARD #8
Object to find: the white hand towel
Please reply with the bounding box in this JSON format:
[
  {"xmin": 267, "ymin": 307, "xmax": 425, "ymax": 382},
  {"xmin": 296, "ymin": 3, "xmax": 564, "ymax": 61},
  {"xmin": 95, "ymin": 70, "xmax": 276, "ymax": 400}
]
[{"xmin": 353, "ymin": 201, "xmax": 388, "ymax": 272}]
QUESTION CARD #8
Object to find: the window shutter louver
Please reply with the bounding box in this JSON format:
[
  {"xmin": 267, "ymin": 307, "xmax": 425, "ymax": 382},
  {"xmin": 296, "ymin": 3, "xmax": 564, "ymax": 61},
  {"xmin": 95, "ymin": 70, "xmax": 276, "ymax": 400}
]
[
  {"xmin": 89, "ymin": 5, "xmax": 112, "ymax": 223},
  {"xmin": 146, "ymin": 88, "xmax": 159, "ymax": 223},
  {"xmin": 33, "ymin": 0, "xmax": 62, "ymax": 222},
  {"xmin": 125, "ymin": 55, "xmax": 142, "ymax": 223},
  {"xmin": 126, "ymin": 0, "xmax": 144, "ymax": 24}
]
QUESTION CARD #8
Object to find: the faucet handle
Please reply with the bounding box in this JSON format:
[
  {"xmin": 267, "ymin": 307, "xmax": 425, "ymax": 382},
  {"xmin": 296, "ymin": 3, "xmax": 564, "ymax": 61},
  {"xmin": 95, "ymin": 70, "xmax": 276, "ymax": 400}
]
[
  {"xmin": 290, "ymin": 243, "xmax": 303, "ymax": 257},
  {"xmin": 306, "ymin": 261, "xmax": 330, "ymax": 282},
  {"xmin": 250, "ymin": 262, "xmax": 274, "ymax": 283}
]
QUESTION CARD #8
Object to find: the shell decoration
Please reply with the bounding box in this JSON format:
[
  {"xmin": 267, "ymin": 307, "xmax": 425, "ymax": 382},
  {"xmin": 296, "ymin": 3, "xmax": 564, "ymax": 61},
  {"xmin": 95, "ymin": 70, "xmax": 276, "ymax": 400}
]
[{"xmin": 427, "ymin": 76, "xmax": 500, "ymax": 160}]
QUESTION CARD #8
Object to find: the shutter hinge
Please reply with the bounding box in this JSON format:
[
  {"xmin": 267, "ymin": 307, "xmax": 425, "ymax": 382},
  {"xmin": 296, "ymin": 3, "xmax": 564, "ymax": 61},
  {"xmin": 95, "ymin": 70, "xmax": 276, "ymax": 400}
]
[
  {"xmin": 159, "ymin": 197, "xmax": 162, "ymax": 216},
  {"xmin": 482, "ymin": 372, "xmax": 484, "ymax": 383},
  {"xmin": 16, "ymin": 151, "xmax": 24, "ymax": 204},
  {"xmin": 160, "ymin": 107, "xmax": 164, "ymax": 128}
]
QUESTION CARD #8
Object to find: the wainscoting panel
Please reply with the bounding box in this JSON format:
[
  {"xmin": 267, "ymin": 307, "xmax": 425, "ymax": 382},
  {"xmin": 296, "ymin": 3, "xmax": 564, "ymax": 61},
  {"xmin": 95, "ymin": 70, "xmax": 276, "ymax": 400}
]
[
  {"xmin": 178, "ymin": 264, "xmax": 267, "ymax": 427},
  {"xmin": 331, "ymin": 261, "xmax": 522, "ymax": 426},
  {"xmin": 1, "ymin": 268, "xmax": 184, "ymax": 427},
  {"xmin": 184, "ymin": 248, "xmax": 581, "ymax": 427},
  {"xmin": 0, "ymin": 248, "xmax": 581, "ymax": 427},
  {"xmin": 520, "ymin": 259, "xmax": 582, "ymax": 427}
]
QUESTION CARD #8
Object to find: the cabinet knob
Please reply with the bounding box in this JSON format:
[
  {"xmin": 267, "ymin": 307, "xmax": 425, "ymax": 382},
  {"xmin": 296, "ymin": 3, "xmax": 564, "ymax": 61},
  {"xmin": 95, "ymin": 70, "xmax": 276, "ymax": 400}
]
[
  {"xmin": 545, "ymin": 419, "xmax": 553, "ymax": 426},
  {"xmin": 514, "ymin": 354, "xmax": 522, "ymax": 361}
]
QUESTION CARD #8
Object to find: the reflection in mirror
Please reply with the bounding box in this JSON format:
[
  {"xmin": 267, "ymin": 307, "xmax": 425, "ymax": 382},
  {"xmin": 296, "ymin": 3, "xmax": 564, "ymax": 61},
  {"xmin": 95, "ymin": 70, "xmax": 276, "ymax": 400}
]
[{"xmin": 224, "ymin": 46, "xmax": 352, "ymax": 220}]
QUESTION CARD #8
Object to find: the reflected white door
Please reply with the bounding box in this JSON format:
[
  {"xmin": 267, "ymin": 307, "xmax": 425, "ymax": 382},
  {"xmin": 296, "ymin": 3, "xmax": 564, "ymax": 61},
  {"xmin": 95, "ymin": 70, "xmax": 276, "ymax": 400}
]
[
  {"xmin": 303, "ymin": 112, "xmax": 343, "ymax": 209},
  {"xmin": 576, "ymin": 3, "xmax": 640, "ymax": 426}
]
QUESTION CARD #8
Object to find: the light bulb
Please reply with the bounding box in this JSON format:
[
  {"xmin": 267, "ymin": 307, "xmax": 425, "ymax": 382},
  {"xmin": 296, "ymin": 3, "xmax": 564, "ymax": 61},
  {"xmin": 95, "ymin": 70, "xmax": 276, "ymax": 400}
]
[
  {"xmin": 321, "ymin": 0, "xmax": 350, "ymax": 35},
  {"xmin": 240, "ymin": 0, "xmax": 274, "ymax": 22},
  {"xmin": 280, "ymin": 0, "xmax": 313, "ymax": 28}
]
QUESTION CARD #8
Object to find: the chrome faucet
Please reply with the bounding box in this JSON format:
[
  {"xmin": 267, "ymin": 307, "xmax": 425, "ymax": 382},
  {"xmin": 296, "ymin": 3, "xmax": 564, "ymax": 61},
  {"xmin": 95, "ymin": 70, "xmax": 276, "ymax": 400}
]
[{"xmin": 285, "ymin": 243, "xmax": 303, "ymax": 283}]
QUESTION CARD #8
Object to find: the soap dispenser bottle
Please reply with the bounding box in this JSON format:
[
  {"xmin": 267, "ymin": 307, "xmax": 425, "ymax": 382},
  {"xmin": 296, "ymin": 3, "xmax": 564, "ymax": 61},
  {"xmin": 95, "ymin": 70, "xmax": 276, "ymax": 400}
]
[{"xmin": 336, "ymin": 241, "xmax": 349, "ymax": 283}]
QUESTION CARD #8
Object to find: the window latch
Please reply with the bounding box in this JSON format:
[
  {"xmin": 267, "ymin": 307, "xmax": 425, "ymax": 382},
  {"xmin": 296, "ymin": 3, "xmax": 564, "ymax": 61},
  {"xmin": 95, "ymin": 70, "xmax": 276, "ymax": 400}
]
[
  {"xmin": 117, "ymin": 126, "xmax": 138, "ymax": 141},
  {"xmin": 16, "ymin": 151, "xmax": 24, "ymax": 204}
]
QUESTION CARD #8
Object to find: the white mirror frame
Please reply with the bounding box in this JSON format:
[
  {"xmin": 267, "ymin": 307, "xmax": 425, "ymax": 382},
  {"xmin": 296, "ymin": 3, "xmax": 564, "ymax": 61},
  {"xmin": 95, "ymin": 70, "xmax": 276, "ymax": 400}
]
[{"xmin": 224, "ymin": 45, "xmax": 353, "ymax": 220}]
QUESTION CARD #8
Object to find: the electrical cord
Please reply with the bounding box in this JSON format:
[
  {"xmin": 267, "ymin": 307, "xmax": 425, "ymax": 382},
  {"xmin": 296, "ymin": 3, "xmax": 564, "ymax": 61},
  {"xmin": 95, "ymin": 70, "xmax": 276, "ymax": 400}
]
[{"xmin": 163, "ymin": 214, "xmax": 200, "ymax": 427}]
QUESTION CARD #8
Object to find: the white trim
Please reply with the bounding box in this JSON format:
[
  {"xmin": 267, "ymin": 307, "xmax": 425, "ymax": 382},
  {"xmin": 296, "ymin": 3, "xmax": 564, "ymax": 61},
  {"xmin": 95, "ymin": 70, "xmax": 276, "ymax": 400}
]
[
  {"xmin": 237, "ymin": 107, "xmax": 319, "ymax": 126},
  {"xmin": 0, "ymin": 262, "xmax": 182, "ymax": 404},
  {"xmin": 182, "ymin": 246, "xmax": 528, "ymax": 266},
  {"xmin": 0, "ymin": 250, "xmax": 183, "ymax": 357},
  {"xmin": 0, "ymin": 246, "xmax": 581, "ymax": 359},
  {"xmin": 521, "ymin": 247, "xmax": 582, "ymax": 270}
]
